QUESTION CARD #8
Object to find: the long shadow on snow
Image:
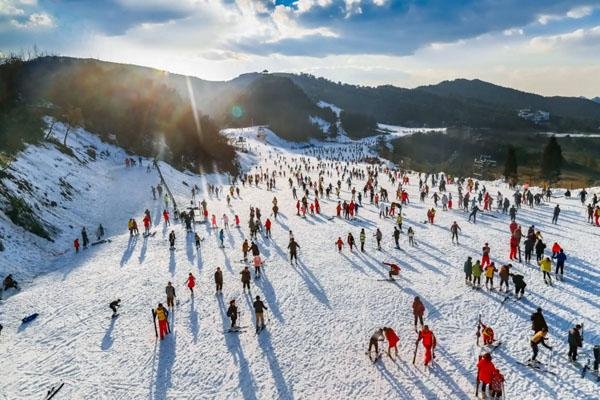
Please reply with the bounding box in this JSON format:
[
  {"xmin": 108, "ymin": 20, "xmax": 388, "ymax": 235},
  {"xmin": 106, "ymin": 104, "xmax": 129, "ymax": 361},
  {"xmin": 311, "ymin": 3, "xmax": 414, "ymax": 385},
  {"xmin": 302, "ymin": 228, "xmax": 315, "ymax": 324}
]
[
  {"xmin": 185, "ymin": 233, "xmax": 195, "ymax": 264},
  {"xmin": 432, "ymin": 346, "xmax": 473, "ymax": 398},
  {"xmin": 169, "ymin": 251, "xmax": 176, "ymax": 276},
  {"xmin": 254, "ymin": 270, "xmax": 285, "ymax": 323},
  {"xmin": 374, "ymin": 358, "xmax": 412, "ymax": 398},
  {"xmin": 217, "ymin": 285, "xmax": 258, "ymax": 400},
  {"xmin": 294, "ymin": 259, "xmax": 331, "ymax": 309},
  {"xmin": 257, "ymin": 330, "xmax": 294, "ymax": 399},
  {"xmin": 101, "ymin": 317, "xmax": 117, "ymax": 350},
  {"xmin": 120, "ymin": 236, "xmax": 138, "ymax": 267},
  {"xmin": 153, "ymin": 333, "xmax": 176, "ymax": 400},
  {"xmin": 189, "ymin": 296, "xmax": 199, "ymax": 344}
]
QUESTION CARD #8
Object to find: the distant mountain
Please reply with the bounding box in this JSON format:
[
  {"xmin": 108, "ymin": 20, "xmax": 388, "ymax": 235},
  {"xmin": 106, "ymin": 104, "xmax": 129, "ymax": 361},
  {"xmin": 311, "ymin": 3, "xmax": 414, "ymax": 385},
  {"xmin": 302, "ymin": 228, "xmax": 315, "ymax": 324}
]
[
  {"xmin": 223, "ymin": 74, "xmax": 336, "ymax": 141},
  {"xmin": 592, "ymin": 97, "xmax": 600, "ymax": 104}
]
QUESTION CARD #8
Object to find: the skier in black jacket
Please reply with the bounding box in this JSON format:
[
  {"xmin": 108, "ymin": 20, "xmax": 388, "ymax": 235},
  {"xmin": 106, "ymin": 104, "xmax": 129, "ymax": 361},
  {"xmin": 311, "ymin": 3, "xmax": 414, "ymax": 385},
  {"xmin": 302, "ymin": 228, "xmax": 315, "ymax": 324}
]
[
  {"xmin": 253, "ymin": 295, "xmax": 268, "ymax": 332},
  {"xmin": 509, "ymin": 273, "xmax": 527, "ymax": 299},
  {"xmin": 567, "ymin": 324, "xmax": 583, "ymax": 361},
  {"xmin": 226, "ymin": 300, "xmax": 238, "ymax": 328}
]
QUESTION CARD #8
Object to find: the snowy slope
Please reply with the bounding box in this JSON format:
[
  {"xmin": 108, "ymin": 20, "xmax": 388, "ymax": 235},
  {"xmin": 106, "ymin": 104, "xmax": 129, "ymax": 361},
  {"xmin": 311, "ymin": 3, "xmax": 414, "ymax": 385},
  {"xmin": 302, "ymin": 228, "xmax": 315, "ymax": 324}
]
[{"xmin": 0, "ymin": 124, "xmax": 599, "ymax": 400}]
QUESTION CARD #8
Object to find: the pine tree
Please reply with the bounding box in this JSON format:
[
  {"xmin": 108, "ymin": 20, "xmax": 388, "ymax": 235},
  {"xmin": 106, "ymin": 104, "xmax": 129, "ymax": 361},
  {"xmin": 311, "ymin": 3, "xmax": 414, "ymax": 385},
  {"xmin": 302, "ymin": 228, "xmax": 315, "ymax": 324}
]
[
  {"xmin": 541, "ymin": 136, "xmax": 562, "ymax": 182},
  {"xmin": 503, "ymin": 145, "xmax": 518, "ymax": 184}
]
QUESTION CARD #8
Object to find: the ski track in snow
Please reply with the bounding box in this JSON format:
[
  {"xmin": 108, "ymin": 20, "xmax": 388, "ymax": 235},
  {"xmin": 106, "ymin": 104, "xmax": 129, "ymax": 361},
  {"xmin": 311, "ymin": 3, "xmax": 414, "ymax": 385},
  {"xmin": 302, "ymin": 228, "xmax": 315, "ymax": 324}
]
[{"xmin": 0, "ymin": 125, "xmax": 599, "ymax": 399}]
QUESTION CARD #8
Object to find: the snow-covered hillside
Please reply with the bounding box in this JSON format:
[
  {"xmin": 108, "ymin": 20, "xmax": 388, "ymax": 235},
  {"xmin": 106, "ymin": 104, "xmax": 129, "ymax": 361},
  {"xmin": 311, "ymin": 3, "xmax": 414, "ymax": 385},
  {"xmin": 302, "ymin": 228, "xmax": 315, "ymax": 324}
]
[{"xmin": 0, "ymin": 124, "xmax": 598, "ymax": 399}]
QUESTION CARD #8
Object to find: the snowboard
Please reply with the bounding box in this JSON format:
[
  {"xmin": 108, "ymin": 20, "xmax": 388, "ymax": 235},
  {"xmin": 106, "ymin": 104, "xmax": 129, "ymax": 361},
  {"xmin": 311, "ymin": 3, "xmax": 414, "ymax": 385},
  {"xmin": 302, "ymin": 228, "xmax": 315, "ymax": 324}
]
[{"xmin": 143, "ymin": 231, "xmax": 157, "ymax": 238}]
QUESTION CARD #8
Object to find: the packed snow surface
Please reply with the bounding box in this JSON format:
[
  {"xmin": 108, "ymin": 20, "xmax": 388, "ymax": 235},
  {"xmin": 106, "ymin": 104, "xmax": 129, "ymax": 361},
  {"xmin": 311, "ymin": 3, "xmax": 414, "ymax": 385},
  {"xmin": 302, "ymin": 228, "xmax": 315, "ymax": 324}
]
[{"xmin": 0, "ymin": 125, "xmax": 598, "ymax": 399}]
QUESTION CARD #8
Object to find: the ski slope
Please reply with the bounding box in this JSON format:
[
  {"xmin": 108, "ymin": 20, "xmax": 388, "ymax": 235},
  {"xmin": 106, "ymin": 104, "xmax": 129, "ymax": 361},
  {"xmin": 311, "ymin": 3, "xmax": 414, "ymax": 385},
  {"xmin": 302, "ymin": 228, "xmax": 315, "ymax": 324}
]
[{"xmin": 0, "ymin": 125, "xmax": 599, "ymax": 399}]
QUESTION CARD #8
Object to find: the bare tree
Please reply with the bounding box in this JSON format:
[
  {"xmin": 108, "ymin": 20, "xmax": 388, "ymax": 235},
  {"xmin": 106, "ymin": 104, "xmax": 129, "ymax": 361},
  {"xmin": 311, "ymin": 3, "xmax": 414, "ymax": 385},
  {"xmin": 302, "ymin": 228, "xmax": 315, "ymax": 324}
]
[{"xmin": 62, "ymin": 106, "xmax": 83, "ymax": 146}]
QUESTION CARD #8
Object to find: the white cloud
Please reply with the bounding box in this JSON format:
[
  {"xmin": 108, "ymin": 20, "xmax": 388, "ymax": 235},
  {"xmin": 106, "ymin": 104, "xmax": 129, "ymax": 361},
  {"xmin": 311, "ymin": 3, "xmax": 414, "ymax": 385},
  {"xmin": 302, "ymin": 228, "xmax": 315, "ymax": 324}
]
[
  {"xmin": 528, "ymin": 26, "xmax": 600, "ymax": 52},
  {"xmin": 10, "ymin": 11, "xmax": 54, "ymax": 29},
  {"xmin": 0, "ymin": 0, "xmax": 30, "ymax": 16},
  {"xmin": 538, "ymin": 4, "xmax": 598, "ymax": 25},
  {"xmin": 503, "ymin": 28, "xmax": 524, "ymax": 36}
]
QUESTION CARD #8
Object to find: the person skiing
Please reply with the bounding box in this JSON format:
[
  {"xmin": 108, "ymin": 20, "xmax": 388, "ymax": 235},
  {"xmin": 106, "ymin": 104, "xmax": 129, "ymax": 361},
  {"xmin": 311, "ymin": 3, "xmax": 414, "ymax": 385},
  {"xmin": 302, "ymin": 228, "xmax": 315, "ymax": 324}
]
[
  {"xmin": 253, "ymin": 255, "xmax": 263, "ymax": 277},
  {"xmin": 155, "ymin": 303, "xmax": 169, "ymax": 340},
  {"xmin": 383, "ymin": 327, "xmax": 400, "ymax": 358},
  {"xmin": 96, "ymin": 224, "xmax": 105, "ymax": 240},
  {"xmin": 218, "ymin": 228, "xmax": 225, "ymax": 248},
  {"xmin": 530, "ymin": 327, "xmax": 552, "ymax": 363},
  {"xmin": 165, "ymin": 282, "xmax": 176, "ymax": 308},
  {"xmin": 168, "ymin": 230, "xmax": 176, "ymax": 249},
  {"xmin": 3, "ymin": 274, "xmax": 18, "ymax": 290},
  {"xmin": 359, "ymin": 228, "xmax": 366, "ymax": 252},
  {"xmin": 185, "ymin": 273, "xmax": 196, "ymax": 296},
  {"xmin": 489, "ymin": 367, "xmax": 505, "ymax": 399},
  {"xmin": 407, "ymin": 226, "xmax": 415, "ymax": 246},
  {"xmin": 226, "ymin": 300, "xmax": 238, "ymax": 328},
  {"xmin": 194, "ymin": 232, "xmax": 202, "ymax": 248},
  {"xmin": 464, "ymin": 256, "xmax": 473, "ymax": 285},
  {"xmin": 393, "ymin": 227, "xmax": 400, "ymax": 249},
  {"xmin": 214, "ymin": 267, "xmax": 223, "ymax": 293},
  {"xmin": 450, "ymin": 221, "xmax": 461, "ymax": 244},
  {"xmin": 469, "ymin": 205, "xmax": 480, "ymax": 223},
  {"xmin": 477, "ymin": 352, "xmax": 497, "ymax": 399},
  {"xmin": 531, "ymin": 307, "xmax": 548, "ymax": 333},
  {"xmin": 509, "ymin": 272, "xmax": 526, "ymax": 299},
  {"xmin": 240, "ymin": 266, "xmax": 251, "ymax": 292},
  {"xmin": 552, "ymin": 204, "xmax": 560, "ymax": 224},
  {"xmin": 368, "ymin": 328, "xmax": 385, "ymax": 357},
  {"xmin": 253, "ymin": 295, "xmax": 268, "ymax": 333},
  {"xmin": 265, "ymin": 218, "xmax": 272, "ymax": 238},
  {"xmin": 535, "ymin": 239, "xmax": 546, "ymax": 262},
  {"xmin": 335, "ymin": 237, "xmax": 344, "ymax": 252},
  {"xmin": 472, "ymin": 260, "xmax": 483, "ymax": 288},
  {"xmin": 375, "ymin": 228, "xmax": 382, "ymax": 250},
  {"xmin": 552, "ymin": 249, "xmax": 567, "ymax": 280},
  {"xmin": 81, "ymin": 227, "xmax": 89, "ymax": 248},
  {"xmin": 567, "ymin": 324, "xmax": 583, "ymax": 362},
  {"xmin": 242, "ymin": 239, "xmax": 249, "ymax": 262},
  {"xmin": 288, "ymin": 238, "xmax": 300, "ymax": 265},
  {"xmin": 74, "ymin": 238, "xmax": 80, "ymax": 253},
  {"xmin": 109, "ymin": 299, "xmax": 121, "ymax": 317},
  {"xmin": 412, "ymin": 296, "xmax": 425, "ymax": 329},
  {"xmin": 416, "ymin": 325, "xmax": 437, "ymax": 366},
  {"xmin": 538, "ymin": 256, "xmax": 553, "ymax": 285}
]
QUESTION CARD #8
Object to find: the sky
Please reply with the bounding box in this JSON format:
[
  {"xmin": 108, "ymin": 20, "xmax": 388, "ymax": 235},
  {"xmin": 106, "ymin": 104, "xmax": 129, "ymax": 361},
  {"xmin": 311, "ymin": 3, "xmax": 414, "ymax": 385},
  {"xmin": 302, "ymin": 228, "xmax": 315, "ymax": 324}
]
[{"xmin": 1, "ymin": 0, "xmax": 600, "ymax": 97}]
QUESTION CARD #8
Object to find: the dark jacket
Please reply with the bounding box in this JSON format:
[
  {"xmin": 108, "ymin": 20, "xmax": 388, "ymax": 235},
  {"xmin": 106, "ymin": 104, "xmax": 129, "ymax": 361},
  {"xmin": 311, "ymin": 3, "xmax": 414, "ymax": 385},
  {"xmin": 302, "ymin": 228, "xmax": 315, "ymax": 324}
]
[
  {"xmin": 165, "ymin": 285, "xmax": 176, "ymax": 298},
  {"xmin": 227, "ymin": 304, "xmax": 238, "ymax": 318},
  {"xmin": 253, "ymin": 300, "xmax": 268, "ymax": 313},
  {"xmin": 531, "ymin": 311, "xmax": 548, "ymax": 332},
  {"xmin": 568, "ymin": 328, "xmax": 583, "ymax": 348},
  {"xmin": 214, "ymin": 270, "xmax": 223, "ymax": 284},
  {"xmin": 463, "ymin": 259, "xmax": 473, "ymax": 275},
  {"xmin": 240, "ymin": 269, "xmax": 251, "ymax": 283},
  {"xmin": 288, "ymin": 240, "xmax": 300, "ymax": 253},
  {"xmin": 510, "ymin": 273, "xmax": 526, "ymax": 288}
]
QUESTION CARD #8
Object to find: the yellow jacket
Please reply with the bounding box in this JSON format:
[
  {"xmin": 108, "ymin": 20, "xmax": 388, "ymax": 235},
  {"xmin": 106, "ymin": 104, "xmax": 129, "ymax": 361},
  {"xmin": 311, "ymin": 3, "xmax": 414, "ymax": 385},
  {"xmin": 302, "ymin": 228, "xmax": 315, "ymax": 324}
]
[
  {"xmin": 485, "ymin": 265, "xmax": 496, "ymax": 278},
  {"xmin": 538, "ymin": 258, "xmax": 552, "ymax": 273},
  {"xmin": 155, "ymin": 307, "xmax": 167, "ymax": 321},
  {"xmin": 532, "ymin": 330, "xmax": 547, "ymax": 344}
]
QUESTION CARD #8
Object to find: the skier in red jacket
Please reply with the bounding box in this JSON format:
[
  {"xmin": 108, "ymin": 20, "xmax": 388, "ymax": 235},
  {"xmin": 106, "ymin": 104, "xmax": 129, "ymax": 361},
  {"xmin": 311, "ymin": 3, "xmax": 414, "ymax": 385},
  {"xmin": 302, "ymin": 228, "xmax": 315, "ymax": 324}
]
[
  {"xmin": 417, "ymin": 325, "xmax": 436, "ymax": 366},
  {"xmin": 477, "ymin": 352, "xmax": 497, "ymax": 398},
  {"xmin": 74, "ymin": 238, "xmax": 80, "ymax": 253},
  {"xmin": 163, "ymin": 210, "xmax": 170, "ymax": 226},
  {"xmin": 265, "ymin": 218, "xmax": 272, "ymax": 238},
  {"xmin": 383, "ymin": 262, "xmax": 401, "ymax": 280}
]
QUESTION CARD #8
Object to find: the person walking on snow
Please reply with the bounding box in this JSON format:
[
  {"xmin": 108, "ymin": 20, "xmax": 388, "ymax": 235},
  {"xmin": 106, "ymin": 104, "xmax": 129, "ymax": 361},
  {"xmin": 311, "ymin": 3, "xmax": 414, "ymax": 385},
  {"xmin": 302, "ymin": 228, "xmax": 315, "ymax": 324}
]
[
  {"xmin": 477, "ymin": 352, "xmax": 497, "ymax": 399},
  {"xmin": 240, "ymin": 266, "xmax": 251, "ymax": 292},
  {"xmin": 155, "ymin": 303, "xmax": 169, "ymax": 340},
  {"xmin": 383, "ymin": 327, "xmax": 400, "ymax": 358},
  {"xmin": 412, "ymin": 296, "xmax": 425, "ymax": 329},
  {"xmin": 335, "ymin": 237, "xmax": 344, "ymax": 252},
  {"xmin": 472, "ymin": 260, "xmax": 483, "ymax": 288},
  {"xmin": 481, "ymin": 243, "xmax": 491, "ymax": 267},
  {"xmin": 469, "ymin": 205, "xmax": 480, "ymax": 223},
  {"xmin": 359, "ymin": 228, "xmax": 366, "ymax": 252},
  {"xmin": 552, "ymin": 249, "xmax": 567, "ymax": 280},
  {"xmin": 168, "ymin": 230, "xmax": 176, "ymax": 249},
  {"xmin": 288, "ymin": 238, "xmax": 300, "ymax": 265},
  {"xmin": 450, "ymin": 221, "xmax": 461, "ymax": 244},
  {"xmin": 214, "ymin": 267, "xmax": 223, "ymax": 293},
  {"xmin": 368, "ymin": 328, "xmax": 385, "ymax": 357},
  {"xmin": 265, "ymin": 218, "xmax": 272, "ymax": 238},
  {"xmin": 226, "ymin": 300, "xmax": 238, "ymax": 328},
  {"xmin": 464, "ymin": 256, "xmax": 473, "ymax": 285},
  {"xmin": 538, "ymin": 256, "xmax": 553, "ymax": 285},
  {"xmin": 253, "ymin": 295, "xmax": 268, "ymax": 333},
  {"xmin": 82, "ymin": 227, "xmax": 89, "ymax": 248},
  {"xmin": 375, "ymin": 228, "xmax": 383, "ymax": 250},
  {"xmin": 74, "ymin": 238, "xmax": 80, "ymax": 253},
  {"xmin": 531, "ymin": 307, "xmax": 548, "ymax": 333},
  {"xmin": 552, "ymin": 204, "xmax": 560, "ymax": 224},
  {"xmin": 416, "ymin": 325, "xmax": 437, "ymax": 366},
  {"xmin": 484, "ymin": 262, "xmax": 497, "ymax": 290},
  {"xmin": 499, "ymin": 264, "xmax": 511, "ymax": 292},
  {"xmin": 163, "ymin": 210, "xmax": 170, "ymax": 226},
  {"xmin": 218, "ymin": 228, "xmax": 225, "ymax": 248},
  {"xmin": 165, "ymin": 282, "xmax": 176, "ymax": 308},
  {"xmin": 347, "ymin": 232, "xmax": 355, "ymax": 252},
  {"xmin": 185, "ymin": 273, "xmax": 196, "ymax": 296},
  {"xmin": 393, "ymin": 227, "xmax": 400, "ymax": 249},
  {"xmin": 568, "ymin": 324, "xmax": 583, "ymax": 362}
]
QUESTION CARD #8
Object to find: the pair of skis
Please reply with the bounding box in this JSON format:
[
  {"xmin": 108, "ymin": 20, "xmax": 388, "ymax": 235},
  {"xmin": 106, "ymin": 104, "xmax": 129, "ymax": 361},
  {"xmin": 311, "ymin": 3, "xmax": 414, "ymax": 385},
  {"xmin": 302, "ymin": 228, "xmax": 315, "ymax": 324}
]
[{"xmin": 44, "ymin": 383, "xmax": 64, "ymax": 400}]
